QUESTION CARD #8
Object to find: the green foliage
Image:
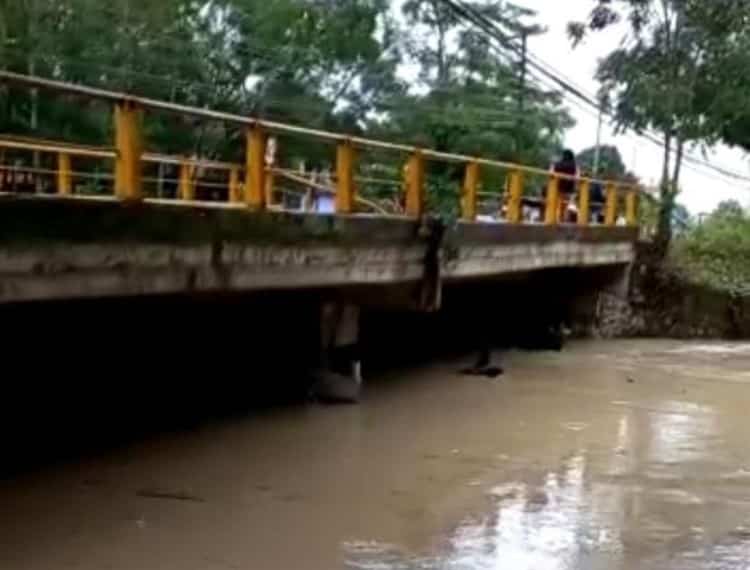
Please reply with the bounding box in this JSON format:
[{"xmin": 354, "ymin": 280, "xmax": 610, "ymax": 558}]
[
  {"xmin": 373, "ymin": 0, "xmax": 573, "ymax": 214},
  {"xmin": 576, "ymin": 144, "xmax": 641, "ymax": 182},
  {"xmin": 0, "ymin": 0, "xmax": 576, "ymax": 214},
  {"xmin": 385, "ymin": 0, "xmax": 572, "ymax": 163},
  {"xmin": 570, "ymin": 0, "xmax": 750, "ymax": 246},
  {"xmin": 0, "ymin": 0, "xmax": 399, "ymax": 153},
  {"xmin": 672, "ymin": 200, "xmax": 750, "ymax": 292}
]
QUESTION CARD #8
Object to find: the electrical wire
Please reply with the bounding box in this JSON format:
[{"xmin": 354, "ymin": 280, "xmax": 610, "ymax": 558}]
[{"xmin": 439, "ymin": 0, "xmax": 750, "ymax": 190}]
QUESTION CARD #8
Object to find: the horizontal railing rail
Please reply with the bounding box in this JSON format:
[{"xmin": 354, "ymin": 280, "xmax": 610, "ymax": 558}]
[{"xmin": 0, "ymin": 70, "xmax": 644, "ymax": 227}]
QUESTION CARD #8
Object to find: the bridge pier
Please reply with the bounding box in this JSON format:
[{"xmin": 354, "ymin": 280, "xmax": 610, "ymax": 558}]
[
  {"xmin": 311, "ymin": 301, "xmax": 363, "ymax": 403},
  {"xmin": 551, "ymin": 263, "xmax": 634, "ymax": 337}
]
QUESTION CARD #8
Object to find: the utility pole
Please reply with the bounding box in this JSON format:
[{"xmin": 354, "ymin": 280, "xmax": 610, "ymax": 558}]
[
  {"xmin": 514, "ymin": 24, "xmax": 543, "ymax": 161},
  {"xmin": 592, "ymin": 107, "xmax": 603, "ymax": 176},
  {"xmin": 515, "ymin": 30, "xmax": 528, "ymax": 161},
  {"xmin": 28, "ymin": 0, "xmax": 40, "ymax": 191},
  {"xmin": 27, "ymin": 0, "xmax": 38, "ymax": 130}
]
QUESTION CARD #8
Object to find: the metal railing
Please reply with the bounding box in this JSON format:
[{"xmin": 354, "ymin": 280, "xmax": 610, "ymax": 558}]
[{"xmin": 0, "ymin": 71, "xmax": 642, "ymax": 227}]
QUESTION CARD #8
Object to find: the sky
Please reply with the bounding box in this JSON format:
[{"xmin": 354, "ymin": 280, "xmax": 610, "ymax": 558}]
[{"xmin": 515, "ymin": 0, "xmax": 750, "ymax": 215}]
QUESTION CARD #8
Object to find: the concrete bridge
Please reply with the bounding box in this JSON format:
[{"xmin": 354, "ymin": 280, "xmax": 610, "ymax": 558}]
[
  {"xmin": 0, "ymin": 71, "xmax": 641, "ymax": 310},
  {"xmin": 0, "ymin": 193, "xmax": 637, "ymax": 404},
  {"xmin": 0, "ymin": 196, "xmax": 636, "ymax": 305},
  {"xmin": 0, "ymin": 72, "xmax": 642, "ymax": 403}
]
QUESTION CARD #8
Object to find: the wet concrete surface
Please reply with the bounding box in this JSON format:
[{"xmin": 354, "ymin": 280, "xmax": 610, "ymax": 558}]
[{"xmin": 2, "ymin": 340, "xmax": 750, "ymax": 569}]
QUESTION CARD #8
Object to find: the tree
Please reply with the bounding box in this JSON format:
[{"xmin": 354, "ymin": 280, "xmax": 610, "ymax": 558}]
[
  {"xmin": 1, "ymin": 0, "xmax": 222, "ymax": 147},
  {"xmin": 568, "ymin": 0, "xmax": 750, "ymax": 248},
  {"xmin": 577, "ymin": 145, "xmax": 630, "ymax": 179},
  {"xmin": 675, "ymin": 198, "xmax": 750, "ymax": 292},
  {"xmin": 396, "ymin": 0, "xmax": 573, "ymax": 163},
  {"xmin": 0, "ymin": 0, "xmax": 579, "ymax": 213},
  {"xmin": 710, "ymin": 199, "xmax": 745, "ymax": 221},
  {"xmin": 373, "ymin": 0, "xmax": 573, "ymax": 213},
  {"xmin": 684, "ymin": 1, "xmax": 750, "ymax": 152},
  {"xmin": 0, "ymin": 1, "xmax": 398, "ymax": 199}
]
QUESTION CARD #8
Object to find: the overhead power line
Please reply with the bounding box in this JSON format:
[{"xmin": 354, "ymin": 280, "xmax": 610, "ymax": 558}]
[
  {"xmin": 520, "ymin": 64, "xmax": 750, "ymax": 190},
  {"xmin": 438, "ymin": 0, "xmax": 750, "ymax": 188}
]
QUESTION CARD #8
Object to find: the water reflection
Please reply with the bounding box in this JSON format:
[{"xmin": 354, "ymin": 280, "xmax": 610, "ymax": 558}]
[
  {"xmin": 440, "ymin": 451, "xmax": 621, "ymax": 570},
  {"xmin": 346, "ymin": 342, "xmax": 750, "ymax": 570},
  {"xmin": 646, "ymin": 401, "xmax": 718, "ymax": 466},
  {"xmin": 345, "ymin": 451, "xmax": 624, "ymax": 569},
  {"xmin": 3, "ymin": 341, "xmax": 750, "ymax": 570}
]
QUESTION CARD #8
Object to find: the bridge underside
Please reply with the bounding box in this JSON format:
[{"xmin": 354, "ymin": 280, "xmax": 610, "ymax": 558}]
[{"xmin": 0, "ymin": 196, "xmax": 637, "ymax": 305}]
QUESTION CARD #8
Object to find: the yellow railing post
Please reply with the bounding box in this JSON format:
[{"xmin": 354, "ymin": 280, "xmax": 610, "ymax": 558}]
[
  {"xmin": 507, "ymin": 170, "xmax": 524, "ymax": 223},
  {"xmin": 405, "ymin": 150, "xmax": 425, "ymax": 218},
  {"xmin": 229, "ymin": 166, "xmax": 242, "ymax": 203},
  {"xmin": 461, "ymin": 161, "xmax": 480, "ymax": 221},
  {"xmin": 336, "ymin": 139, "xmax": 355, "ymax": 214},
  {"xmin": 626, "ymin": 189, "xmax": 638, "ymax": 227},
  {"xmin": 178, "ymin": 161, "xmax": 195, "ymax": 201},
  {"xmin": 114, "ymin": 100, "xmax": 143, "ymax": 201},
  {"xmin": 578, "ymin": 179, "xmax": 591, "ymax": 227},
  {"xmin": 245, "ymin": 125, "xmax": 266, "ymax": 210},
  {"xmin": 544, "ymin": 175, "xmax": 560, "ymax": 225},
  {"xmin": 605, "ymin": 183, "xmax": 618, "ymax": 226},
  {"xmin": 57, "ymin": 152, "xmax": 72, "ymax": 196}
]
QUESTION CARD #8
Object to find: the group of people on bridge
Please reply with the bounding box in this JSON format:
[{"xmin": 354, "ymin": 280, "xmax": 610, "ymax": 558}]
[
  {"xmin": 1, "ymin": 145, "xmax": 619, "ymax": 225},
  {"xmin": 552, "ymin": 149, "xmax": 608, "ymax": 225}
]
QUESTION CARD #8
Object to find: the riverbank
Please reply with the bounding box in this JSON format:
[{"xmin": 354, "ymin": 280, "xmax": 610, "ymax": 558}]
[{"xmin": 595, "ymin": 243, "xmax": 750, "ymax": 339}]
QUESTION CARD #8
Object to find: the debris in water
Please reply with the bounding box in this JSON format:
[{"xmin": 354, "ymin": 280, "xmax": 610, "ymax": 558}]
[
  {"xmin": 136, "ymin": 488, "xmax": 205, "ymax": 503},
  {"xmin": 460, "ymin": 349, "xmax": 504, "ymax": 378},
  {"xmin": 460, "ymin": 365, "xmax": 504, "ymax": 378},
  {"xmin": 488, "ymin": 483, "xmax": 521, "ymax": 501}
]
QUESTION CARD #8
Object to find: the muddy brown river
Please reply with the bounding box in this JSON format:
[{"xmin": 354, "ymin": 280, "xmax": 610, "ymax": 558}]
[{"xmin": 2, "ymin": 340, "xmax": 750, "ymax": 569}]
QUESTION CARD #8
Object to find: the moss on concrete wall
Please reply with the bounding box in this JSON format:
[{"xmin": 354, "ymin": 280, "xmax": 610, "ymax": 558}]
[{"xmin": 0, "ymin": 197, "xmax": 419, "ymax": 247}]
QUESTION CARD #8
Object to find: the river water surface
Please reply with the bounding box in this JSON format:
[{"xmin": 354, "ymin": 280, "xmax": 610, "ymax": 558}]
[{"xmin": 2, "ymin": 340, "xmax": 750, "ymax": 569}]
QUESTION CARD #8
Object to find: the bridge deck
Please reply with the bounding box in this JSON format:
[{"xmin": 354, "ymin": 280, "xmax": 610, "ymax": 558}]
[{"xmin": 0, "ymin": 195, "xmax": 636, "ymax": 304}]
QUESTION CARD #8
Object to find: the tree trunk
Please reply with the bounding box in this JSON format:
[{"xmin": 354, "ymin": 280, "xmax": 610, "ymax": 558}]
[
  {"xmin": 436, "ymin": 26, "xmax": 447, "ymax": 83},
  {"xmin": 660, "ymin": 130, "xmax": 672, "ymax": 191},
  {"xmin": 671, "ymin": 137, "xmax": 684, "ymax": 190},
  {"xmin": 656, "ymin": 131, "xmax": 676, "ymax": 252}
]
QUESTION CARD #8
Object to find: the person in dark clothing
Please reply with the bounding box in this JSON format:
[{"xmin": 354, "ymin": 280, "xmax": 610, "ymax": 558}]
[
  {"xmin": 554, "ymin": 149, "xmax": 577, "ymax": 193},
  {"xmin": 162, "ymin": 164, "xmax": 179, "ymax": 200},
  {"xmin": 553, "ymin": 149, "xmax": 578, "ymax": 223},
  {"xmin": 589, "ymin": 180, "xmax": 606, "ymax": 224}
]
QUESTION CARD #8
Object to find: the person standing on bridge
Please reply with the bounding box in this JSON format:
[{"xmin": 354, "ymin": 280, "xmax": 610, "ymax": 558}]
[
  {"xmin": 589, "ymin": 177, "xmax": 606, "ymax": 224},
  {"xmin": 553, "ymin": 149, "xmax": 578, "ymax": 223}
]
